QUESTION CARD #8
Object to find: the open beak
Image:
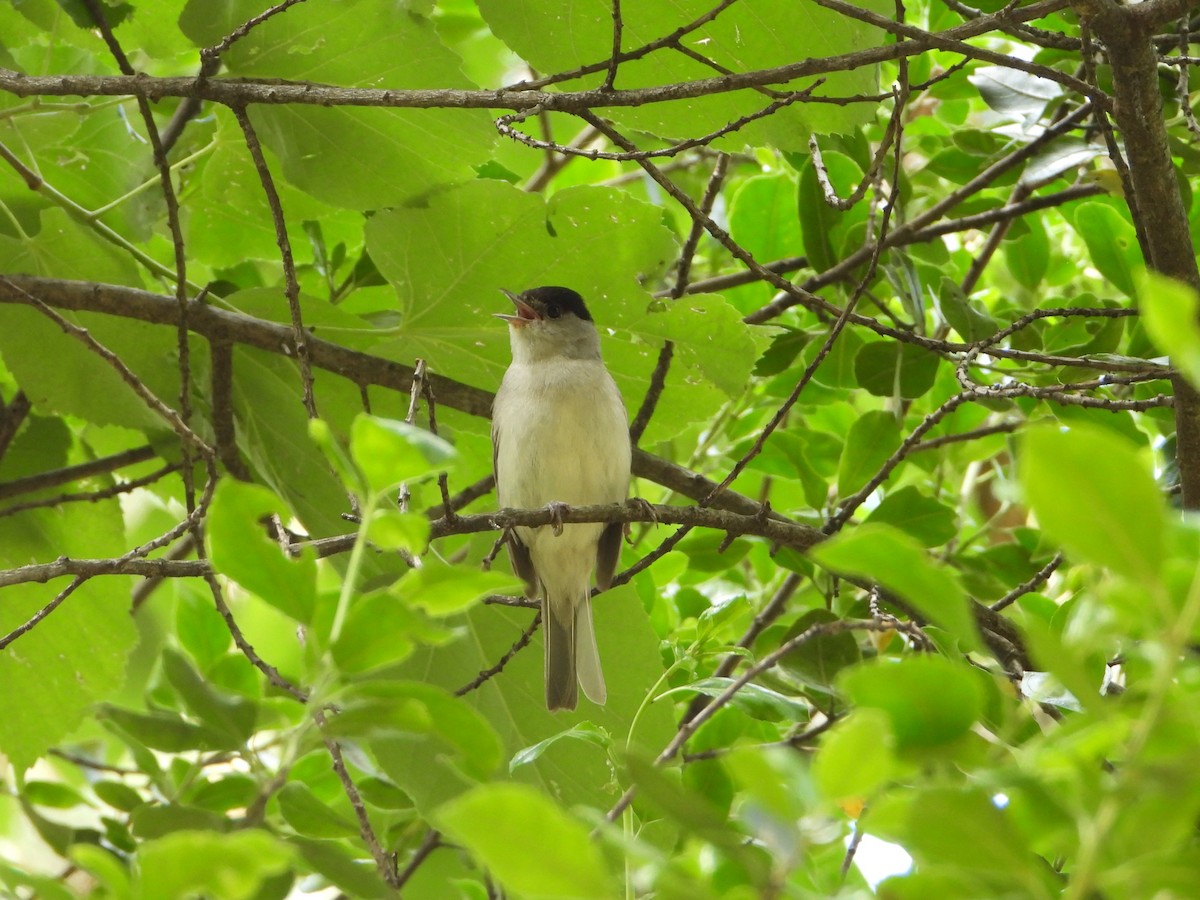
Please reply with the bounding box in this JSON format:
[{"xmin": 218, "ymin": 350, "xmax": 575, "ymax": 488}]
[{"xmin": 495, "ymin": 289, "xmax": 540, "ymax": 327}]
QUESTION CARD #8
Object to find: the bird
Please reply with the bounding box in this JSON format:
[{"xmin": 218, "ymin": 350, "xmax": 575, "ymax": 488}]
[{"xmin": 491, "ymin": 286, "xmax": 631, "ymax": 711}]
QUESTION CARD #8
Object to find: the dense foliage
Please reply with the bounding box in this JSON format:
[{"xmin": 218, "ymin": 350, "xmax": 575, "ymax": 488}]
[{"xmin": 2, "ymin": 0, "xmax": 1200, "ymax": 897}]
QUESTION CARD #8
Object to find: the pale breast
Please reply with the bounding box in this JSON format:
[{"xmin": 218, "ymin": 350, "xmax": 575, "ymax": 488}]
[{"xmin": 494, "ymin": 358, "xmax": 631, "ymax": 510}]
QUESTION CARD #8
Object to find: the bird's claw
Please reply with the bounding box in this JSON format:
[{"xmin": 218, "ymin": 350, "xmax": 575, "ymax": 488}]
[
  {"xmin": 627, "ymin": 496, "xmax": 658, "ymax": 523},
  {"xmin": 546, "ymin": 501, "xmax": 570, "ymax": 536}
]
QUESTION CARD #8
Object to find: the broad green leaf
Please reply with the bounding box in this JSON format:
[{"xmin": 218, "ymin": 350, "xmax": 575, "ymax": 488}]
[
  {"xmin": 435, "ymin": 783, "xmax": 612, "ymax": 899},
  {"xmin": 839, "ymin": 656, "xmax": 984, "ymax": 751},
  {"xmin": 1020, "ymin": 423, "xmax": 1164, "ymax": 583},
  {"xmin": 131, "ymin": 804, "xmax": 229, "ymax": 839},
  {"xmin": 329, "ymin": 682, "xmax": 503, "ymax": 782},
  {"xmin": 350, "ymin": 414, "xmax": 457, "ymax": 495},
  {"xmin": 1072, "ymin": 202, "xmax": 1142, "ymax": 297},
  {"xmin": 230, "ymin": 345, "xmax": 358, "ymax": 539},
  {"xmin": 331, "ymin": 590, "xmax": 421, "ymax": 674},
  {"xmin": 180, "ymin": 0, "xmax": 496, "ymax": 208},
  {"xmin": 278, "ymin": 783, "xmax": 359, "ymax": 839},
  {"xmin": 0, "ymin": 502, "xmax": 136, "ymax": 772},
  {"xmin": 94, "ymin": 780, "xmax": 146, "ymax": 813},
  {"xmin": 1137, "ymin": 270, "xmax": 1200, "ymax": 387},
  {"xmin": 968, "ymin": 66, "xmax": 1061, "ymax": 122},
  {"xmin": 864, "ymin": 486, "xmax": 957, "ymax": 547},
  {"xmin": 729, "ymin": 174, "xmax": 803, "ymax": 264},
  {"xmin": 187, "ymin": 775, "xmax": 259, "ymax": 813},
  {"xmin": 186, "ymin": 119, "xmax": 363, "ymax": 269},
  {"xmin": 365, "ymin": 509, "xmax": 431, "ymax": 554},
  {"xmin": 901, "ymin": 788, "xmax": 1057, "ymax": 898},
  {"xmin": 509, "ymin": 722, "xmax": 612, "ymax": 772},
  {"xmin": 395, "ymin": 559, "xmax": 523, "ymax": 617},
  {"xmin": 811, "ymin": 523, "xmax": 981, "ymax": 650},
  {"xmin": 664, "ymin": 677, "xmax": 810, "ymax": 722},
  {"xmin": 99, "ymin": 706, "xmax": 232, "ymax": 753},
  {"xmin": 799, "ymin": 152, "xmax": 867, "ymax": 272},
  {"xmin": 206, "ymin": 480, "xmax": 317, "ymax": 623},
  {"xmin": 854, "ymin": 341, "xmax": 941, "ymax": 399},
  {"xmin": 631, "ymin": 293, "xmax": 769, "ymax": 400},
  {"xmin": 937, "ymin": 278, "xmax": 998, "ymax": 342},
  {"xmin": 161, "ymin": 647, "xmax": 256, "ymax": 745},
  {"xmin": 135, "ymin": 830, "xmax": 293, "ymax": 900},
  {"xmin": 623, "ymin": 755, "xmax": 766, "ymax": 883},
  {"xmin": 780, "ymin": 609, "xmax": 862, "ymax": 688},
  {"xmin": 175, "ymin": 588, "xmax": 232, "ymax": 672},
  {"xmin": 71, "ymin": 844, "xmax": 131, "ymax": 898},
  {"xmin": 1004, "ymin": 213, "xmax": 1050, "ymax": 289},
  {"xmin": 812, "ymin": 708, "xmax": 895, "ymax": 800},
  {"xmin": 478, "ymin": 0, "xmax": 888, "ymax": 144},
  {"xmin": 837, "ymin": 410, "xmax": 902, "ymax": 497},
  {"xmin": 289, "ymin": 836, "xmax": 390, "ymax": 899},
  {"xmin": 22, "ymin": 780, "xmax": 88, "ymax": 809},
  {"xmin": 376, "ymin": 586, "xmax": 674, "ymax": 815}
]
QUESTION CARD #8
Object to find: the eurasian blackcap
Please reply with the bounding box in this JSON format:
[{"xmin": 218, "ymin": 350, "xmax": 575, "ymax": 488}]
[{"xmin": 492, "ymin": 286, "xmax": 631, "ymax": 711}]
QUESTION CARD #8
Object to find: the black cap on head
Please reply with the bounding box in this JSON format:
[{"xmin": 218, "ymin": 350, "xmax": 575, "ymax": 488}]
[{"xmin": 522, "ymin": 286, "xmax": 593, "ymax": 322}]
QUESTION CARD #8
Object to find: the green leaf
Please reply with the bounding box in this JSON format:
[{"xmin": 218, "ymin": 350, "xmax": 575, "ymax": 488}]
[
  {"xmin": 624, "ymin": 754, "xmax": 763, "ymax": 877},
  {"xmin": 435, "ymin": 783, "xmax": 613, "ymax": 899},
  {"xmin": 663, "ymin": 677, "xmax": 809, "ymax": 722},
  {"xmin": 206, "ymin": 480, "xmax": 317, "ymax": 623},
  {"xmin": 180, "ymin": 0, "xmax": 496, "ymax": 209},
  {"xmin": 509, "ymin": 722, "xmax": 612, "ymax": 772},
  {"xmin": 135, "ymin": 829, "xmax": 293, "ymax": 900},
  {"xmin": 812, "ymin": 708, "xmax": 896, "ymax": 800},
  {"xmin": 968, "ymin": 66, "xmax": 1061, "ymax": 120},
  {"xmin": 0, "ymin": 503, "xmax": 136, "ymax": 771},
  {"xmin": 23, "ymin": 780, "xmax": 88, "ymax": 809},
  {"xmin": 100, "ymin": 706, "xmax": 233, "ymax": 753},
  {"xmin": 187, "ymin": 775, "xmax": 260, "ymax": 813},
  {"xmin": 94, "ymin": 780, "xmax": 146, "ymax": 813},
  {"xmin": 839, "ymin": 656, "xmax": 984, "ymax": 751},
  {"xmin": 854, "ymin": 340, "xmax": 941, "ymax": 399},
  {"xmin": 837, "ymin": 410, "xmax": 902, "ymax": 497},
  {"xmin": 162, "ymin": 647, "xmax": 257, "ymax": 745},
  {"xmin": 131, "ymin": 804, "xmax": 230, "ymax": 839},
  {"xmin": 478, "ymin": 0, "xmax": 886, "ymax": 145},
  {"xmin": 350, "ymin": 414, "xmax": 457, "ymax": 495},
  {"xmin": 729, "ymin": 174, "xmax": 803, "ymax": 264},
  {"xmin": 901, "ymin": 788, "xmax": 1056, "ymax": 897},
  {"xmin": 394, "ymin": 559, "xmax": 523, "ymax": 617},
  {"xmin": 1072, "ymin": 202, "xmax": 1141, "ymax": 297},
  {"xmin": 1004, "ymin": 214, "xmax": 1050, "ymax": 289},
  {"xmin": 289, "ymin": 837, "xmax": 389, "ymax": 899},
  {"xmin": 799, "ymin": 152, "xmax": 866, "ymax": 271},
  {"xmin": 330, "ymin": 682, "xmax": 503, "ymax": 782},
  {"xmin": 1020, "ymin": 423, "xmax": 1164, "ymax": 583},
  {"xmin": 366, "ymin": 509, "xmax": 431, "ymax": 553},
  {"xmin": 779, "ymin": 609, "xmax": 862, "ymax": 688},
  {"xmin": 937, "ymin": 277, "xmax": 998, "ymax": 342},
  {"xmin": 375, "ymin": 586, "xmax": 675, "ymax": 815},
  {"xmin": 278, "ymin": 783, "xmax": 359, "ymax": 839},
  {"xmin": 1137, "ymin": 270, "xmax": 1200, "ymax": 387},
  {"xmin": 811, "ymin": 524, "xmax": 981, "ymax": 651},
  {"xmin": 864, "ymin": 486, "xmax": 958, "ymax": 547}
]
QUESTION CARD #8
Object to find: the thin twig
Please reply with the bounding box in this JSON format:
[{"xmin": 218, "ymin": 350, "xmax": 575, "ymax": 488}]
[
  {"xmin": 232, "ymin": 105, "xmax": 318, "ymax": 418},
  {"xmin": 455, "ymin": 611, "xmax": 542, "ymax": 696}
]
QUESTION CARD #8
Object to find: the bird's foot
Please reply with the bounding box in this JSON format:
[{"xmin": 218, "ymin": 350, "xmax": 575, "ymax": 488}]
[
  {"xmin": 546, "ymin": 501, "xmax": 570, "ymax": 536},
  {"xmin": 626, "ymin": 496, "xmax": 658, "ymax": 523},
  {"xmin": 624, "ymin": 497, "xmax": 657, "ymax": 543}
]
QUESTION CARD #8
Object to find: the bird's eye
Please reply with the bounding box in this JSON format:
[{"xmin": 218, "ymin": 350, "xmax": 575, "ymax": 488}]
[{"xmin": 546, "ymin": 304, "xmax": 561, "ymax": 318}]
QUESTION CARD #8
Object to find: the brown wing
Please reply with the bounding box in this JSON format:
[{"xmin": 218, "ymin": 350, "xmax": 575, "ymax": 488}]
[
  {"xmin": 594, "ymin": 522, "xmax": 623, "ymax": 591},
  {"xmin": 493, "ymin": 421, "xmax": 539, "ymax": 597}
]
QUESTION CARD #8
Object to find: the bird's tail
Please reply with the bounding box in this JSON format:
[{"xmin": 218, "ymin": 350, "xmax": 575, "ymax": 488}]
[{"xmin": 543, "ymin": 594, "xmax": 606, "ymax": 711}]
